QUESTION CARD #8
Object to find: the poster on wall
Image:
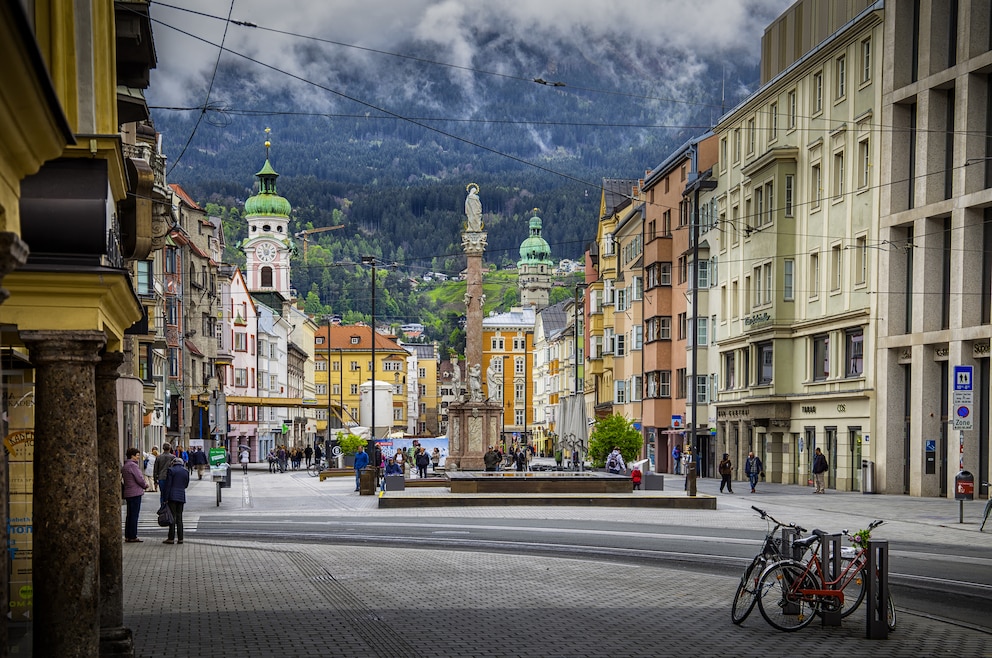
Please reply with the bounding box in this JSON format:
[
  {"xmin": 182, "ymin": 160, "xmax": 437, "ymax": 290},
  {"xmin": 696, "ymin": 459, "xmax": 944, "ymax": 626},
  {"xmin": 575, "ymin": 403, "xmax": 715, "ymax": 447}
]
[{"xmin": 4, "ymin": 373, "xmax": 35, "ymax": 625}]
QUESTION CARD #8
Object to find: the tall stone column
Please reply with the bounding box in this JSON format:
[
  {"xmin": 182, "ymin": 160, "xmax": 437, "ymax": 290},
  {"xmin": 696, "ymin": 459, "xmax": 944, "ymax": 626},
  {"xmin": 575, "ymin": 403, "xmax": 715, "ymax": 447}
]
[
  {"xmin": 96, "ymin": 352, "xmax": 133, "ymax": 656},
  {"xmin": 0, "ymin": 232, "xmax": 28, "ymax": 657},
  {"xmin": 21, "ymin": 330, "xmax": 106, "ymax": 658},
  {"xmin": 463, "ymin": 232, "xmax": 486, "ymax": 372}
]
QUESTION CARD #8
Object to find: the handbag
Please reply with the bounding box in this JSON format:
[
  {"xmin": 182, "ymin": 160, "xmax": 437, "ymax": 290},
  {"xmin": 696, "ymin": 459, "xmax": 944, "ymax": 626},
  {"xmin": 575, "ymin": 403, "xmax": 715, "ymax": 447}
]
[{"xmin": 157, "ymin": 503, "xmax": 174, "ymax": 527}]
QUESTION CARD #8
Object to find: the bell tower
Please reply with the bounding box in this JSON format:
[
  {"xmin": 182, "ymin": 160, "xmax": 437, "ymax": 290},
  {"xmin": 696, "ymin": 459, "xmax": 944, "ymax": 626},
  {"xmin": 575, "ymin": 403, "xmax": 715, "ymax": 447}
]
[{"xmin": 243, "ymin": 128, "xmax": 293, "ymax": 297}]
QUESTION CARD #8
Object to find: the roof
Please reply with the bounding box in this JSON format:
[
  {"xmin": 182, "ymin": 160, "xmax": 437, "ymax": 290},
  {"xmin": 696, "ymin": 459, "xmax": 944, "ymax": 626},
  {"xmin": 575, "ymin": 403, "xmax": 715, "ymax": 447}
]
[
  {"xmin": 483, "ymin": 306, "xmax": 536, "ymax": 330},
  {"xmin": 319, "ymin": 324, "xmax": 407, "ymax": 353},
  {"xmin": 601, "ymin": 179, "xmax": 637, "ymax": 218},
  {"xmin": 170, "ymin": 183, "xmax": 201, "ymax": 210},
  {"xmin": 538, "ymin": 300, "xmax": 570, "ymax": 339}
]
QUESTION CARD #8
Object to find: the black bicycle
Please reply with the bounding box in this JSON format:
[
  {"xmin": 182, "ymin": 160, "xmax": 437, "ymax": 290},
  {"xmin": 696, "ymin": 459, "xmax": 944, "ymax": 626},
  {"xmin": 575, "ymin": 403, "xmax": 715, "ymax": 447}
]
[{"xmin": 732, "ymin": 506, "xmax": 807, "ymax": 624}]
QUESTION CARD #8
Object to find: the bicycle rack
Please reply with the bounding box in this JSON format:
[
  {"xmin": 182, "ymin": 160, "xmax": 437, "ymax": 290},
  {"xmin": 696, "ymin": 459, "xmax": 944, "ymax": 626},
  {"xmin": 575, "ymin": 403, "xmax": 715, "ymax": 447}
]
[
  {"xmin": 866, "ymin": 539, "xmax": 890, "ymax": 640},
  {"xmin": 820, "ymin": 533, "xmax": 842, "ymax": 627}
]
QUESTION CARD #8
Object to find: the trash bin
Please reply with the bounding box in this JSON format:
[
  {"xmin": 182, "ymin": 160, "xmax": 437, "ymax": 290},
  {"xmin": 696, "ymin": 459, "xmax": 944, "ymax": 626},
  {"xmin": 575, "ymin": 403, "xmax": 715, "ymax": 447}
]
[
  {"xmin": 862, "ymin": 459, "xmax": 875, "ymax": 494},
  {"xmin": 359, "ymin": 466, "xmax": 377, "ymax": 496},
  {"xmin": 955, "ymin": 470, "xmax": 975, "ymax": 501}
]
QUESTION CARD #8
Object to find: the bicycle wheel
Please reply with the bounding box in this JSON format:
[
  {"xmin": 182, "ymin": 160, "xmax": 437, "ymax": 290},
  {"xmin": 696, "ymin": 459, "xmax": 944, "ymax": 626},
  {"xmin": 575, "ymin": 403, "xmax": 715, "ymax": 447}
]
[
  {"xmin": 886, "ymin": 593, "xmax": 897, "ymax": 631},
  {"xmin": 307, "ymin": 463, "xmax": 320, "ymax": 477},
  {"xmin": 838, "ymin": 561, "xmax": 866, "ymax": 618},
  {"xmin": 756, "ymin": 560, "xmax": 819, "ymax": 632},
  {"xmin": 732, "ymin": 556, "xmax": 765, "ymax": 624}
]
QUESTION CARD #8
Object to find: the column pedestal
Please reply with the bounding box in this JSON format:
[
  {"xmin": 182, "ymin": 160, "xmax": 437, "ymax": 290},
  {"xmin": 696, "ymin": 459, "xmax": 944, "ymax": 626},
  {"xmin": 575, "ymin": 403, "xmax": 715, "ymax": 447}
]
[
  {"xmin": 445, "ymin": 401, "xmax": 503, "ymax": 471},
  {"xmin": 21, "ymin": 330, "xmax": 106, "ymax": 658}
]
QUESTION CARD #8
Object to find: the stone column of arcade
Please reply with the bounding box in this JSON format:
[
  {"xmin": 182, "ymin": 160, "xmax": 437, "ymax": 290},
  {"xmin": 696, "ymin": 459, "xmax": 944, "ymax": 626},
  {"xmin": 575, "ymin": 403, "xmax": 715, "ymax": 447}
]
[
  {"xmin": 20, "ymin": 330, "xmax": 106, "ymax": 657},
  {"xmin": 96, "ymin": 351, "xmax": 133, "ymax": 655}
]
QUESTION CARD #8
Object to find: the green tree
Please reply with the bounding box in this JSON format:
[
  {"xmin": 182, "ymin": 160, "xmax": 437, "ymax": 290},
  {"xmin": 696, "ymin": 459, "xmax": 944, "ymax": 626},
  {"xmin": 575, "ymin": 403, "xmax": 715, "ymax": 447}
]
[
  {"xmin": 588, "ymin": 414, "xmax": 642, "ymax": 468},
  {"xmin": 336, "ymin": 432, "xmax": 366, "ymax": 455}
]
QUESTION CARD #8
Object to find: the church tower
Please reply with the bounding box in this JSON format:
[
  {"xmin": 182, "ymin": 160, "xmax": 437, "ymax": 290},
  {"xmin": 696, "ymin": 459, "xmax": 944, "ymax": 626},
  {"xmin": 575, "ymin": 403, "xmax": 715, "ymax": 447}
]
[
  {"xmin": 243, "ymin": 128, "xmax": 293, "ymax": 298},
  {"xmin": 517, "ymin": 208, "xmax": 553, "ymax": 309}
]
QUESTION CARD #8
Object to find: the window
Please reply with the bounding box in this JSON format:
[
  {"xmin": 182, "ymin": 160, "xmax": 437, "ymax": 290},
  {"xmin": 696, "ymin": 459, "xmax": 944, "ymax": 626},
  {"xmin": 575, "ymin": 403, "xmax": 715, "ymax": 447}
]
[
  {"xmin": 234, "ymin": 332, "xmax": 247, "ymax": 352},
  {"xmin": 720, "ymin": 137, "xmax": 728, "ymax": 170},
  {"xmin": 813, "ymin": 71, "xmax": 823, "ymax": 113},
  {"xmin": 812, "ymin": 334, "xmax": 830, "ymax": 380},
  {"xmin": 660, "ymin": 262, "xmax": 672, "ymax": 285},
  {"xmin": 603, "ymin": 328, "xmax": 615, "ymax": 354},
  {"xmin": 350, "ymin": 384, "xmax": 359, "ymax": 395},
  {"xmin": 811, "ymin": 163, "xmax": 822, "ymax": 209},
  {"xmin": 234, "ymin": 368, "xmax": 248, "ymax": 387},
  {"xmin": 513, "ymin": 337, "xmax": 526, "ymax": 350},
  {"xmin": 350, "ymin": 360, "xmax": 359, "ymax": 371},
  {"xmin": 769, "ymin": 102, "xmax": 778, "ymax": 140},
  {"xmin": 515, "ymin": 357, "xmax": 525, "ymax": 374},
  {"xmin": 747, "ymin": 118, "xmax": 756, "ymax": 154},
  {"xmin": 833, "ymin": 152, "xmax": 845, "ymax": 198},
  {"xmin": 788, "ymin": 89, "xmax": 797, "ymax": 129},
  {"xmin": 515, "ymin": 409, "xmax": 525, "ymax": 425},
  {"xmin": 350, "ymin": 336, "xmax": 360, "ymax": 345},
  {"xmin": 861, "ymin": 37, "xmax": 871, "ymax": 84},
  {"xmin": 758, "ymin": 341, "xmax": 773, "ymax": 384},
  {"xmin": 316, "ymin": 360, "xmax": 327, "ymax": 372},
  {"xmin": 332, "ymin": 360, "xmax": 340, "ymax": 372},
  {"xmin": 809, "ymin": 252, "xmax": 820, "ymax": 298},
  {"xmin": 784, "ymin": 259, "xmax": 795, "ymax": 300},
  {"xmin": 754, "ymin": 186, "xmax": 763, "ymax": 230},
  {"xmin": 695, "ymin": 375, "xmax": 708, "ymax": 404},
  {"xmin": 164, "ymin": 247, "xmax": 177, "ymax": 273},
  {"xmin": 614, "ymin": 380, "xmax": 627, "ymax": 404},
  {"xmin": 858, "ymin": 139, "xmax": 870, "ymax": 189},
  {"xmin": 697, "ymin": 317, "xmax": 708, "ymax": 346},
  {"xmin": 734, "ymin": 128, "xmax": 741, "ymax": 162},
  {"xmin": 697, "ymin": 260, "xmax": 710, "ymax": 288},
  {"xmin": 260, "ymin": 266, "xmax": 273, "ymax": 288},
  {"xmin": 631, "ymin": 375, "xmax": 643, "ymax": 402},
  {"xmin": 514, "ymin": 382, "xmax": 525, "ymax": 401},
  {"xmin": 724, "ymin": 351, "xmax": 736, "ymax": 389},
  {"xmin": 677, "ymin": 313, "xmax": 687, "ymax": 341},
  {"xmin": 855, "ymin": 235, "xmax": 868, "ymax": 285},
  {"xmin": 633, "ymin": 325, "xmax": 643, "ymax": 350},
  {"xmin": 316, "ymin": 384, "xmax": 327, "ymax": 395},
  {"xmin": 662, "ymin": 210, "xmax": 672, "ymax": 235},
  {"xmin": 616, "ymin": 334, "xmax": 626, "ymax": 356},
  {"xmin": 419, "ymin": 367, "xmax": 426, "ymax": 378},
  {"xmin": 763, "ymin": 262, "xmax": 773, "ymax": 304},
  {"xmin": 753, "ymin": 266, "xmax": 763, "ymax": 307},
  {"xmin": 763, "ymin": 182, "xmax": 774, "ymax": 225},
  {"xmin": 831, "ymin": 245, "xmax": 843, "ymax": 291},
  {"xmin": 836, "ymin": 55, "xmax": 846, "ymax": 98},
  {"xmin": 846, "ymin": 328, "xmax": 864, "ymax": 377},
  {"xmin": 676, "ymin": 368, "xmax": 687, "ymax": 399},
  {"xmin": 784, "ymin": 175, "xmax": 794, "ymax": 217},
  {"xmin": 332, "ymin": 384, "xmax": 340, "ymax": 395},
  {"xmin": 393, "ymin": 408, "xmax": 403, "ymax": 421},
  {"xmin": 616, "ymin": 289, "xmax": 627, "ymax": 312},
  {"xmin": 136, "ymin": 260, "xmax": 153, "ymax": 295}
]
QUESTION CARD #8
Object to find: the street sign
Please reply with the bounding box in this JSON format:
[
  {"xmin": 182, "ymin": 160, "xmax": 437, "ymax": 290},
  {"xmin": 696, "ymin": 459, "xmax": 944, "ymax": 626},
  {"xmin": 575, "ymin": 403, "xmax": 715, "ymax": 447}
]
[
  {"xmin": 953, "ymin": 365, "xmax": 974, "ymax": 430},
  {"xmin": 671, "ymin": 415, "xmax": 683, "ymax": 428}
]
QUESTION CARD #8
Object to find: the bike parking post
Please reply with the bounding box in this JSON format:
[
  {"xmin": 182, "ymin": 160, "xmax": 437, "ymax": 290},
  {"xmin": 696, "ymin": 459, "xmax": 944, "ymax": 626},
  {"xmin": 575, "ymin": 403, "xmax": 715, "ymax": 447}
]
[
  {"xmin": 866, "ymin": 539, "xmax": 890, "ymax": 640},
  {"xmin": 781, "ymin": 527, "xmax": 801, "ymax": 560},
  {"xmin": 820, "ymin": 533, "xmax": 842, "ymax": 627}
]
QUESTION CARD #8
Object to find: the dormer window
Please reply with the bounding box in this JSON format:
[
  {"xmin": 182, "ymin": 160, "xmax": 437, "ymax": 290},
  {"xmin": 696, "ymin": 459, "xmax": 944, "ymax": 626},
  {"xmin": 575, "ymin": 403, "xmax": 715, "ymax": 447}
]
[
  {"xmin": 350, "ymin": 336, "xmax": 360, "ymax": 344},
  {"xmin": 263, "ymin": 224, "xmax": 271, "ymax": 232}
]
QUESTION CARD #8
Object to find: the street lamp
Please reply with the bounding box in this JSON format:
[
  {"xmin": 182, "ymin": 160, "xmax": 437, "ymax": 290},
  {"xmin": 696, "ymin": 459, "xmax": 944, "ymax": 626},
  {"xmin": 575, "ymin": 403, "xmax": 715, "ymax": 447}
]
[{"xmin": 361, "ymin": 256, "xmax": 378, "ymax": 464}]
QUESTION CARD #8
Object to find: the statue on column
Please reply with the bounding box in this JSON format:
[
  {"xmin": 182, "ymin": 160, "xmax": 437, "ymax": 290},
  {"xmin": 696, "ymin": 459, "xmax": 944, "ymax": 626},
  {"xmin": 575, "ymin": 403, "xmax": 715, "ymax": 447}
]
[
  {"xmin": 468, "ymin": 363, "xmax": 484, "ymax": 402},
  {"xmin": 486, "ymin": 359, "xmax": 500, "ymax": 400},
  {"xmin": 465, "ymin": 183, "xmax": 483, "ymax": 232}
]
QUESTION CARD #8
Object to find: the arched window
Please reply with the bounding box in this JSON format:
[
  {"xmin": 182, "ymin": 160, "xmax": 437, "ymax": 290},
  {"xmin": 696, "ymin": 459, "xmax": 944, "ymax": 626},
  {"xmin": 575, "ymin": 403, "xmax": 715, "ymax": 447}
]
[{"xmin": 261, "ymin": 266, "xmax": 273, "ymax": 287}]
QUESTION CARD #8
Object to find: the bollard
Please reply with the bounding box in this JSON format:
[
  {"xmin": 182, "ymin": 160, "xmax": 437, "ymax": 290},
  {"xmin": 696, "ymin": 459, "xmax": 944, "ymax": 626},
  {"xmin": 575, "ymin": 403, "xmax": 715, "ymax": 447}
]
[
  {"xmin": 781, "ymin": 527, "xmax": 801, "ymax": 561},
  {"xmin": 686, "ymin": 463, "xmax": 697, "ymax": 497},
  {"xmin": 820, "ymin": 533, "xmax": 842, "ymax": 627},
  {"xmin": 866, "ymin": 539, "xmax": 890, "ymax": 640}
]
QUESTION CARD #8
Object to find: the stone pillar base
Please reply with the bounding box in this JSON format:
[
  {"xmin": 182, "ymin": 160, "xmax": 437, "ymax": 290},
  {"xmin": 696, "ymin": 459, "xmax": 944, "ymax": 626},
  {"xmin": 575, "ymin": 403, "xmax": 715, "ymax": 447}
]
[
  {"xmin": 100, "ymin": 626, "xmax": 134, "ymax": 656},
  {"xmin": 446, "ymin": 400, "xmax": 503, "ymax": 471}
]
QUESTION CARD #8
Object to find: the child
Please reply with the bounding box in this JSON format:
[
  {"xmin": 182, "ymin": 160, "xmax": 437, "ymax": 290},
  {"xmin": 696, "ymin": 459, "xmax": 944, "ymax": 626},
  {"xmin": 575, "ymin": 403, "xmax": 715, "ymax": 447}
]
[{"xmin": 631, "ymin": 465, "xmax": 643, "ymax": 490}]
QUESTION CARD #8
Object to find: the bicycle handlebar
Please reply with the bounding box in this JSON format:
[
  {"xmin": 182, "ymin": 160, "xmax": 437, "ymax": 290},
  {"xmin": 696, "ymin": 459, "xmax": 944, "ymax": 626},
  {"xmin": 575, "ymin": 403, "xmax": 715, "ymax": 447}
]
[{"xmin": 751, "ymin": 505, "xmax": 806, "ymax": 533}]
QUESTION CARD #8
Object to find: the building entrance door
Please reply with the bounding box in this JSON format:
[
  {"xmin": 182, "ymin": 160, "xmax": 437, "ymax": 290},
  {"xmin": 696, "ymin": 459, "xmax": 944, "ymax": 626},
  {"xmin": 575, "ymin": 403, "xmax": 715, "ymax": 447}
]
[{"xmin": 849, "ymin": 428, "xmax": 862, "ymax": 492}]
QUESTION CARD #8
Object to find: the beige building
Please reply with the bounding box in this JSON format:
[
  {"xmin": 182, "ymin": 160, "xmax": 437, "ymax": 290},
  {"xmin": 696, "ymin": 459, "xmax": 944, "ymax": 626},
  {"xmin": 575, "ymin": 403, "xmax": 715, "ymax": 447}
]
[
  {"xmin": 711, "ymin": 1, "xmax": 883, "ymax": 491},
  {"xmin": 875, "ymin": 0, "xmax": 992, "ymax": 497}
]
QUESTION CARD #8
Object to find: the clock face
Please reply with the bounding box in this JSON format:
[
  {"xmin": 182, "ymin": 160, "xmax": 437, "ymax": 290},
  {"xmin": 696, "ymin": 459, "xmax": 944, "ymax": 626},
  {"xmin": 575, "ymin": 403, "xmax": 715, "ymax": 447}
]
[{"xmin": 257, "ymin": 242, "xmax": 277, "ymax": 262}]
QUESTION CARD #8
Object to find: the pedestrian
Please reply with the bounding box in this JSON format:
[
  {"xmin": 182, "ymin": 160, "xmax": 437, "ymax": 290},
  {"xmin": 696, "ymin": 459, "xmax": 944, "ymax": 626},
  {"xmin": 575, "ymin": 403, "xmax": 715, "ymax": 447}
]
[
  {"xmin": 143, "ymin": 446, "xmax": 158, "ymax": 491},
  {"xmin": 572, "ymin": 450, "xmax": 580, "ymax": 470},
  {"xmin": 304, "ymin": 444, "xmax": 313, "ymax": 468},
  {"xmin": 554, "ymin": 449, "xmax": 563, "ymax": 470},
  {"xmin": 153, "ymin": 443, "xmax": 175, "ymax": 505},
  {"xmin": 314, "ymin": 442, "xmax": 323, "ymax": 466},
  {"xmin": 515, "ymin": 448, "xmax": 527, "ymax": 471},
  {"xmin": 483, "ymin": 446, "xmax": 501, "ymax": 472},
  {"xmin": 277, "ymin": 445, "xmax": 288, "ymax": 473},
  {"xmin": 162, "ymin": 456, "xmax": 190, "ymax": 544},
  {"xmin": 415, "ymin": 447, "xmax": 430, "ymax": 479},
  {"xmin": 192, "ymin": 447, "xmax": 209, "ymax": 480},
  {"xmin": 121, "ymin": 447, "xmax": 148, "ymax": 542},
  {"xmin": 631, "ymin": 464, "xmax": 642, "ymax": 490},
  {"xmin": 718, "ymin": 453, "xmax": 734, "ymax": 493},
  {"xmin": 394, "ymin": 448, "xmax": 405, "ymax": 474},
  {"xmin": 181, "ymin": 446, "xmax": 191, "ymax": 475},
  {"xmin": 745, "ymin": 451, "xmax": 763, "ymax": 494},
  {"xmin": 606, "ymin": 447, "xmax": 626, "ymax": 475},
  {"xmin": 267, "ymin": 449, "xmax": 278, "ymax": 473},
  {"xmin": 239, "ymin": 446, "xmax": 250, "ymax": 474},
  {"xmin": 672, "ymin": 444, "xmax": 681, "ymax": 475},
  {"xmin": 431, "ymin": 447, "xmax": 441, "ymax": 472},
  {"xmin": 812, "ymin": 447, "xmax": 829, "ymax": 494},
  {"xmin": 353, "ymin": 445, "xmax": 370, "ymax": 492},
  {"xmin": 385, "ymin": 457, "xmax": 403, "ymax": 476}
]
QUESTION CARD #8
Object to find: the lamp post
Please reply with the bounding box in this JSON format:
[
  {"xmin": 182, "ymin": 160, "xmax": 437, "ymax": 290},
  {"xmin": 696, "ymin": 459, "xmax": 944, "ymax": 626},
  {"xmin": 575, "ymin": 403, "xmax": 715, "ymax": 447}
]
[{"xmin": 362, "ymin": 256, "xmax": 377, "ymax": 463}]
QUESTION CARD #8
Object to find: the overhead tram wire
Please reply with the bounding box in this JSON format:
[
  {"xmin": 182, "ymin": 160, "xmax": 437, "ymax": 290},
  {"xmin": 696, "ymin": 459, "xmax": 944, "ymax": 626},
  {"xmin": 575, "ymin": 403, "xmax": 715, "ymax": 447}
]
[{"xmin": 165, "ymin": 0, "xmax": 236, "ymax": 175}]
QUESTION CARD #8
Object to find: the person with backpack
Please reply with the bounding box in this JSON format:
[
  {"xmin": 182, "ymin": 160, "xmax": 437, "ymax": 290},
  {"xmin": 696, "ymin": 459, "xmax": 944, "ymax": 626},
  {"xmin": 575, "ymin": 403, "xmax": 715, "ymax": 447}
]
[
  {"xmin": 745, "ymin": 451, "xmax": 763, "ymax": 493},
  {"xmin": 811, "ymin": 447, "xmax": 829, "ymax": 494},
  {"xmin": 606, "ymin": 447, "xmax": 626, "ymax": 475}
]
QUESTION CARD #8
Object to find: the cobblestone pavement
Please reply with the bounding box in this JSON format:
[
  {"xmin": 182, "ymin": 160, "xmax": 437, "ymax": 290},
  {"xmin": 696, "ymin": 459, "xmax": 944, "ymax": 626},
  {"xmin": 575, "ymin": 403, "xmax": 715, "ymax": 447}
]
[{"xmin": 120, "ymin": 465, "xmax": 992, "ymax": 657}]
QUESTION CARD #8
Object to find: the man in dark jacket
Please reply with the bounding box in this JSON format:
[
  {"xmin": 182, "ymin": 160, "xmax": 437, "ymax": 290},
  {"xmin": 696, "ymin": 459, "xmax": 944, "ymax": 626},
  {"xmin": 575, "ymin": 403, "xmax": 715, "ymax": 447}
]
[
  {"xmin": 153, "ymin": 443, "xmax": 175, "ymax": 505},
  {"xmin": 162, "ymin": 456, "xmax": 190, "ymax": 544},
  {"xmin": 812, "ymin": 448, "xmax": 829, "ymax": 494}
]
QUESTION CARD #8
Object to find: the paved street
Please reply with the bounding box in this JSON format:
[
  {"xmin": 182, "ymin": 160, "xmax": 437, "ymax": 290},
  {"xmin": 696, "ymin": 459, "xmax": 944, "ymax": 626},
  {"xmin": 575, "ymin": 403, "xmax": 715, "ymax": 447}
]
[{"xmin": 115, "ymin": 465, "xmax": 992, "ymax": 657}]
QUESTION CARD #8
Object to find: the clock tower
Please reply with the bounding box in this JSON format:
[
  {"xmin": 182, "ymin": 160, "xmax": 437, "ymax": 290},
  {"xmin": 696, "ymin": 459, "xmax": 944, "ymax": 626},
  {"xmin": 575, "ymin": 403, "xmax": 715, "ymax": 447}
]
[{"xmin": 244, "ymin": 128, "xmax": 293, "ymax": 298}]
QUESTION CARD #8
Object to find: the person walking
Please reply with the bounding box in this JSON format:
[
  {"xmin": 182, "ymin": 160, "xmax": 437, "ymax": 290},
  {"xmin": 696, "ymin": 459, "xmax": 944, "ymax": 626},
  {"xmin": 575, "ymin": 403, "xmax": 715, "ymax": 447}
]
[
  {"xmin": 672, "ymin": 444, "xmax": 682, "ymax": 475},
  {"xmin": 631, "ymin": 464, "xmax": 642, "ymax": 490},
  {"xmin": 606, "ymin": 447, "xmax": 626, "ymax": 475},
  {"xmin": 745, "ymin": 451, "xmax": 763, "ymax": 494},
  {"xmin": 121, "ymin": 447, "xmax": 148, "ymax": 542},
  {"xmin": 812, "ymin": 447, "xmax": 829, "ymax": 494},
  {"xmin": 153, "ymin": 443, "xmax": 175, "ymax": 505},
  {"xmin": 431, "ymin": 447, "xmax": 441, "ymax": 472},
  {"xmin": 191, "ymin": 447, "xmax": 209, "ymax": 480},
  {"xmin": 353, "ymin": 445, "xmax": 370, "ymax": 492},
  {"xmin": 143, "ymin": 446, "xmax": 159, "ymax": 491},
  {"xmin": 483, "ymin": 446, "xmax": 501, "ymax": 472},
  {"xmin": 239, "ymin": 446, "xmax": 250, "ymax": 474},
  {"xmin": 162, "ymin": 456, "xmax": 190, "ymax": 544},
  {"xmin": 304, "ymin": 444, "xmax": 313, "ymax": 468},
  {"xmin": 718, "ymin": 453, "xmax": 734, "ymax": 494},
  {"xmin": 415, "ymin": 447, "xmax": 430, "ymax": 479}
]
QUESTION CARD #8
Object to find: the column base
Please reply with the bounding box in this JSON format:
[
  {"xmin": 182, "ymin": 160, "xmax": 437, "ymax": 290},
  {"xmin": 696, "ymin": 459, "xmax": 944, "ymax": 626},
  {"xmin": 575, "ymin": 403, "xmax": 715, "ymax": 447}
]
[{"xmin": 99, "ymin": 625, "xmax": 134, "ymax": 657}]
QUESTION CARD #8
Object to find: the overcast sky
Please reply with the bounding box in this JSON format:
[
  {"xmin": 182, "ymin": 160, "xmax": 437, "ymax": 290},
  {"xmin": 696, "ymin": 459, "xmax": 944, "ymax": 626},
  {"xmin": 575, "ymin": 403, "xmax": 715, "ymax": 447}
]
[{"xmin": 148, "ymin": 0, "xmax": 795, "ymax": 106}]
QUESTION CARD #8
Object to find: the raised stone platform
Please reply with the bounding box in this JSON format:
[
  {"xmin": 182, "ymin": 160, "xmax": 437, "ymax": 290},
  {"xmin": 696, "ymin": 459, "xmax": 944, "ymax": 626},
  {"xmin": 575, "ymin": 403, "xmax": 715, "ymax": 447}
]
[
  {"xmin": 447, "ymin": 471, "xmax": 632, "ymax": 494},
  {"xmin": 378, "ymin": 491, "xmax": 716, "ymax": 509}
]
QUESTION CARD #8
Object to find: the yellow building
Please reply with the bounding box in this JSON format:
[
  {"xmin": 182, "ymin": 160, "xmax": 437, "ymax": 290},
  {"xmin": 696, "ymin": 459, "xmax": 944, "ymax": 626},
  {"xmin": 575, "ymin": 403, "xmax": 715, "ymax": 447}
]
[
  {"xmin": 482, "ymin": 307, "xmax": 536, "ymax": 448},
  {"xmin": 315, "ymin": 324, "xmax": 410, "ymax": 437},
  {"xmin": 0, "ymin": 2, "xmax": 158, "ymax": 654}
]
